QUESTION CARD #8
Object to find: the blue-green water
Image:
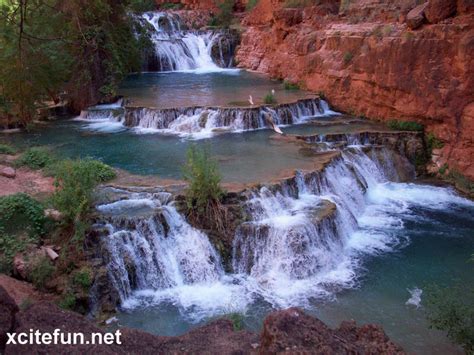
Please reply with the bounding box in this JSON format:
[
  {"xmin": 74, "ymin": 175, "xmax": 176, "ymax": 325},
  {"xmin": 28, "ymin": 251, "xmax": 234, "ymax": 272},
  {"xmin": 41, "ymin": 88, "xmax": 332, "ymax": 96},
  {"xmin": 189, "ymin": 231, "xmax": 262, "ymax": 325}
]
[
  {"xmin": 119, "ymin": 71, "xmax": 312, "ymax": 108},
  {"xmin": 117, "ymin": 189, "xmax": 473, "ymax": 355},
  {"xmin": 1, "ymin": 117, "xmax": 380, "ymax": 184}
]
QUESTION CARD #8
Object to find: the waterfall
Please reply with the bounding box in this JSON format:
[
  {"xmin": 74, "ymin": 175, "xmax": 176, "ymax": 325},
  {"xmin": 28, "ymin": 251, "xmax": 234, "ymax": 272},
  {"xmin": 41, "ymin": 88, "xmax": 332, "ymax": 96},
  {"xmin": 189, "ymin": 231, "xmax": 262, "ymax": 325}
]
[
  {"xmin": 77, "ymin": 97, "xmax": 337, "ymax": 137},
  {"xmin": 141, "ymin": 12, "xmax": 235, "ymax": 72},
  {"xmin": 96, "ymin": 189, "xmax": 224, "ymax": 303},
  {"xmin": 95, "ymin": 145, "xmax": 473, "ymax": 316}
]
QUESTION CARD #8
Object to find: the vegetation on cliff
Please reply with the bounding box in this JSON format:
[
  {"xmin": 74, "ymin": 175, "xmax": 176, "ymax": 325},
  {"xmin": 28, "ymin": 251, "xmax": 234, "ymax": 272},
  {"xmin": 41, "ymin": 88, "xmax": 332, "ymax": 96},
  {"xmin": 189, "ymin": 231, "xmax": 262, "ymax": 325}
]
[{"xmin": 0, "ymin": 0, "xmax": 152, "ymax": 128}]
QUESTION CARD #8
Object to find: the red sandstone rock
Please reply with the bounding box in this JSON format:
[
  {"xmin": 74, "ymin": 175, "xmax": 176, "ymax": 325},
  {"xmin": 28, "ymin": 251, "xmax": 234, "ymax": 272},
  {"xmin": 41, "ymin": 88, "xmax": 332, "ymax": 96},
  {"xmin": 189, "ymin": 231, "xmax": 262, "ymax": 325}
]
[
  {"xmin": 425, "ymin": 0, "xmax": 457, "ymax": 23},
  {"xmin": 260, "ymin": 308, "xmax": 405, "ymax": 354},
  {"xmin": 236, "ymin": 0, "xmax": 474, "ymax": 180},
  {"xmin": 406, "ymin": 3, "xmax": 428, "ymax": 29},
  {"xmin": 0, "ymin": 166, "xmax": 15, "ymax": 178},
  {"xmin": 0, "ymin": 286, "xmax": 18, "ymax": 352}
]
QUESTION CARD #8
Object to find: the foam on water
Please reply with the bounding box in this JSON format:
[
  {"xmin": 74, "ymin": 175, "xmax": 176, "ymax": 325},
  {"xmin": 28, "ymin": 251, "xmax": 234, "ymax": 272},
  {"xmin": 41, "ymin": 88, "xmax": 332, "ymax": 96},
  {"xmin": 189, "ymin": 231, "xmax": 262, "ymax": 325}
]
[
  {"xmin": 97, "ymin": 148, "xmax": 473, "ymax": 321},
  {"xmin": 406, "ymin": 287, "xmax": 423, "ymax": 308}
]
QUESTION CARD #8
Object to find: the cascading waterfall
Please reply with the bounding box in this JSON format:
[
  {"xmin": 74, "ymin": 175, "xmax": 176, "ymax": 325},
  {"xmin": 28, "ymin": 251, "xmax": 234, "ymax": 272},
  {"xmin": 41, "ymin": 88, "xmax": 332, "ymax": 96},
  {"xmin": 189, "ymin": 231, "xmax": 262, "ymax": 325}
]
[
  {"xmin": 141, "ymin": 12, "xmax": 235, "ymax": 72},
  {"xmin": 96, "ymin": 189, "xmax": 223, "ymax": 304},
  {"xmin": 96, "ymin": 142, "xmax": 474, "ymax": 320},
  {"xmin": 78, "ymin": 98, "xmax": 337, "ymax": 138}
]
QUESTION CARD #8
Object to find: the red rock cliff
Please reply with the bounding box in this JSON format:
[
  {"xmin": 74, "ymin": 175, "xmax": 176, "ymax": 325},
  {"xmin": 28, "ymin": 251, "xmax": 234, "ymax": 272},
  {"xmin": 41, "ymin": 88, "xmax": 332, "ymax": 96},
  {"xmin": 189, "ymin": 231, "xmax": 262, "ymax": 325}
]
[{"xmin": 236, "ymin": 0, "xmax": 474, "ymax": 179}]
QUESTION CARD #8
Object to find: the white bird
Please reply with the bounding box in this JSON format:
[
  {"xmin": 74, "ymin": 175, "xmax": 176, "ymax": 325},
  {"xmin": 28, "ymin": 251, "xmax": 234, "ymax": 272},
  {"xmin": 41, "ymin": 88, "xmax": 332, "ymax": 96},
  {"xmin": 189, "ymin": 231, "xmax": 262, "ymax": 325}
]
[{"xmin": 248, "ymin": 95, "xmax": 254, "ymax": 105}]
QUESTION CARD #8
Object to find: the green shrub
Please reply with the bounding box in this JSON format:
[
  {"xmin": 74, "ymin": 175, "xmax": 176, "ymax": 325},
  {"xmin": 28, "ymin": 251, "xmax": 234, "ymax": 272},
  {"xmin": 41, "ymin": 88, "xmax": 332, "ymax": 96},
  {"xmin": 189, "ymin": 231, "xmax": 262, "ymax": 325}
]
[
  {"xmin": 227, "ymin": 312, "xmax": 244, "ymax": 331},
  {"xmin": 318, "ymin": 91, "xmax": 326, "ymax": 100},
  {"xmin": 59, "ymin": 293, "xmax": 76, "ymax": 310},
  {"xmin": 29, "ymin": 257, "xmax": 55, "ymax": 290},
  {"xmin": 208, "ymin": 0, "xmax": 234, "ymax": 28},
  {"xmin": 129, "ymin": 0, "xmax": 157, "ymax": 12},
  {"xmin": 0, "ymin": 143, "xmax": 15, "ymax": 155},
  {"xmin": 343, "ymin": 51, "xmax": 353, "ymax": 65},
  {"xmin": 0, "ymin": 193, "xmax": 46, "ymax": 237},
  {"xmin": 52, "ymin": 159, "xmax": 116, "ymax": 224},
  {"xmin": 264, "ymin": 92, "xmax": 277, "ymax": 105},
  {"xmin": 426, "ymin": 132, "xmax": 444, "ymax": 151},
  {"xmin": 425, "ymin": 282, "xmax": 474, "ymax": 353},
  {"xmin": 183, "ymin": 145, "xmax": 224, "ymax": 214},
  {"xmin": 0, "ymin": 234, "xmax": 35, "ymax": 274},
  {"xmin": 283, "ymin": 81, "xmax": 300, "ymax": 90},
  {"xmin": 246, "ymin": 0, "xmax": 258, "ymax": 11},
  {"xmin": 160, "ymin": 2, "xmax": 184, "ymax": 10},
  {"xmin": 387, "ymin": 120, "xmax": 424, "ymax": 132},
  {"xmin": 16, "ymin": 147, "xmax": 53, "ymax": 170},
  {"xmin": 439, "ymin": 163, "xmax": 448, "ymax": 175},
  {"xmin": 73, "ymin": 268, "xmax": 92, "ymax": 290}
]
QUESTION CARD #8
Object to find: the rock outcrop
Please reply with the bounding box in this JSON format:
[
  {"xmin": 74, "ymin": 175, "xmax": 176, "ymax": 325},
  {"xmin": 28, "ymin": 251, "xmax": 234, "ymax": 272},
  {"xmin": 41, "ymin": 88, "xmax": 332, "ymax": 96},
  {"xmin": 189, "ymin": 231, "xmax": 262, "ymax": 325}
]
[
  {"xmin": 235, "ymin": 0, "xmax": 474, "ymax": 180},
  {"xmin": 0, "ymin": 287, "xmax": 403, "ymax": 354}
]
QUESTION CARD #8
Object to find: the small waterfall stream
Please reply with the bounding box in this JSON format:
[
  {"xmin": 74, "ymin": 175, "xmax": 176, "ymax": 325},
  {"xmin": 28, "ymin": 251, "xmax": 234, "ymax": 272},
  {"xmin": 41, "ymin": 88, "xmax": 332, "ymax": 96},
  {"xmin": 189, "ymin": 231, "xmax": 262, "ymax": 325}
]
[
  {"xmin": 78, "ymin": 98, "xmax": 336, "ymax": 138},
  {"xmin": 141, "ymin": 12, "xmax": 235, "ymax": 72}
]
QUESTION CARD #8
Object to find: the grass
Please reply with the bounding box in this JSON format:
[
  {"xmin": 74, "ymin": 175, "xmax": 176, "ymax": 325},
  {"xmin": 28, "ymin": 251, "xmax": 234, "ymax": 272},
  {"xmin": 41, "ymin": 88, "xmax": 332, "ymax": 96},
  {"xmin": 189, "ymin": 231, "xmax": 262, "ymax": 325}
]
[
  {"xmin": 283, "ymin": 81, "xmax": 300, "ymax": 91},
  {"xmin": 227, "ymin": 312, "xmax": 245, "ymax": 331},
  {"xmin": 0, "ymin": 143, "xmax": 16, "ymax": 155},
  {"xmin": 16, "ymin": 147, "xmax": 53, "ymax": 170},
  {"xmin": 29, "ymin": 257, "xmax": 55, "ymax": 290},
  {"xmin": 246, "ymin": 0, "xmax": 258, "ymax": 11},
  {"xmin": 73, "ymin": 268, "xmax": 92, "ymax": 290},
  {"xmin": 264, "ymin": 92, "xmax": 277, "ymax": 105},
  {"xmin": 387, "ymin": 120, "xmax": 424, "ymax": 132}
]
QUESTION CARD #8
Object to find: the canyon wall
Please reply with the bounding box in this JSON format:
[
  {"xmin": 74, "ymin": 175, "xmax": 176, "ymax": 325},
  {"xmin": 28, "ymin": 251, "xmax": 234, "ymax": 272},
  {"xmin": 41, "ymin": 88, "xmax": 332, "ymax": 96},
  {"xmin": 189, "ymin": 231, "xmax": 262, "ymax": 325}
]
[{"xmin": 236, "ymin": 0, "xmax": 474, "ymax": 179}]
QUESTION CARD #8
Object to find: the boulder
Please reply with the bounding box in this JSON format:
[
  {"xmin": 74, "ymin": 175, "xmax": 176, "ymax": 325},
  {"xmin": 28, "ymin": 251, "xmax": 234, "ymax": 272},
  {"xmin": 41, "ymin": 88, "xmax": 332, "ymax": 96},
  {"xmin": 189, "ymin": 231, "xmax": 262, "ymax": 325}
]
[
  {"xmin": 425, "ymin": 0, "xmax": 457, "ymax": 23},
  {"xmin": 44, "ymin": 209, "xmax": 64, "ymax": 221},
  {"xmin": 0, "ymin": 166, "xmax": 16, "ymax": 179},
  {"xmin": 260, "ymin": 308, "xmax": 404, "ymax": 353},
  {"xmin": 0, "ymin": 286, "xmax": 18, "ymax": 352},
  {"xmin": 13, "ymin": 254, "xmax": 27, "ymax": 279},
  {"xmin": 406, "ymin": 3, "xmax": 428, "ymax": 29}
]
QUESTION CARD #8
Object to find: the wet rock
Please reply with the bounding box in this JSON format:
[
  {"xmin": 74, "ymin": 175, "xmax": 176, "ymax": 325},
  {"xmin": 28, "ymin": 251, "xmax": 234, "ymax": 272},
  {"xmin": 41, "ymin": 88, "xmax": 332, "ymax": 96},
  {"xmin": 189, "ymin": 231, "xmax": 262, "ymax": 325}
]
[
  {"xmin": 406, "ymin": 3, "xmax": 428, "ymax": 29},
  {"xmin": 425, "ymin": 0, "xmax": 457, "ymax": 23},
  {"xmin": 0, "ymin": 286, "xmax": 18, "ymax": 352},
  {"xmin": 0, "ymin": 166, "xmax": 16, "ymax": 179}
]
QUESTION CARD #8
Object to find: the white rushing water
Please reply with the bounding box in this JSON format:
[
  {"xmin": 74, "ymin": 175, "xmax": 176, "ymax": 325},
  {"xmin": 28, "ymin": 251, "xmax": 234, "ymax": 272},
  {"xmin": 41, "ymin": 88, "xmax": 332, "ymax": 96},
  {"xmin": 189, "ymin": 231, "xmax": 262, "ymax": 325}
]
[
  {"xmin": 142, "ymin": 12, "xmax": 233, "ymax": 73},
  {"xmin": 96, "ymin": 147, "xmax": 474, "ymax": 321},
  {"xmin": 77, "ymin": 98, "xmax": 339, "ymax": 138}
]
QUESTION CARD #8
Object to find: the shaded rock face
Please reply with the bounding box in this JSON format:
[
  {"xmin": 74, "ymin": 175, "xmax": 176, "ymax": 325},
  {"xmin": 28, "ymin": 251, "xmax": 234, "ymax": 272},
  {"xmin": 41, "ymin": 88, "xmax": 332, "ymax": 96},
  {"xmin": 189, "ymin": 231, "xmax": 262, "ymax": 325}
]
[
  {"xmin": 0, "ymin": 286, "xmax": 18, "ymax": 352},
  {"xmin": 1, "ymin": 296, "xmax": 403, "ymax": 354},
  {"xmin": 235, "ymin": 0, "xmax": 474, "ymax": 180},
  {"xmin": 425, "ymin": 0, "xmax": 457, "ymax": 23},
  {"xmin": 261, "ymin": 308, "xmax": 404, "ymax": 354}
]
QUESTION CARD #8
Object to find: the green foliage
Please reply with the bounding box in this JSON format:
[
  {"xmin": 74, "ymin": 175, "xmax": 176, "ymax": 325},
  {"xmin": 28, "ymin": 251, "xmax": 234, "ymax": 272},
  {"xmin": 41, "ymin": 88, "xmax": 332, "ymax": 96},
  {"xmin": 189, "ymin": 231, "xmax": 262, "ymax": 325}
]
[
  {"xmin": 447, "ymin": 169, "xmax": 474, "ymax": 194},
  {"xmin": 129, "ymin": 0, "xmax": 157, "ymax": 12},
  {"xmin": 227, "ymin": 312, "xmax": 245, "ymax": 331},
  {"xmin": 59, "ymin": 292, "xmax": 76, "ymax": 310},
  {"xmin": 438, "ymin": 163, "xmax": 448, "ymax": 175},
  {"xmin": 264, "ymin": 92, "xmax": 277, "ymax": 105},
  {"xmin": 387, "ymin": 120, "xmax": 424, "ymax": 132},
  {"xmin": 29, "ymin": 257, "xmax": 55, "ymax": 290},
  {"xmin": 425, "ymin": 282, "xmax": 474, "ymax": 353},
  {"xmin": 0, "ymin": 193, "xmax": 46, "ymax": 237},
  {"xmin": 246, "ymin": 0, "xmax": 258, "ymax": 11},
  {"xmin": 426, "ymin": 132, "xmax": 444, "ymax": 151},
  {"xmin": 0, "ymin": 143, "xmax": 15, "ymax": 154},
  {"xmin": 52, "ymin": 159, "xmax": 116, "ymax": 224},
  {"xmin": 16, "ymin": 147, "xmax": 54, "ymax": 170},
  {"xmin": 183, "ymin": 145, "xmax": 224, "ymax": 215},
  {"xmin": 73, "ymin": 268, "xmax": 92, "ymax": 290},
  {"xmin": 0, "ymin": 0, "xmax": 151, "ymax": 125},
  {"xmin": 209, "ymin": 0, "xmax": 234, "ymax": 28},
  {"xmin": 283, "ymin": 81, "xmax": 300, "ymax": 91},
  {"xmin": 0, "ymin": 234, "xmax": 35, "ymax": 274},
  {"xmin": 343, "ymin": 51, "xmax": 353, "ymax": 65},
  {"xmin": 160, "ymin": 2, "xmax": 183, "ymax": 10},
  {"xmin": 318, "ymin": 91, "xmax": 326, "ymax": 100}
]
